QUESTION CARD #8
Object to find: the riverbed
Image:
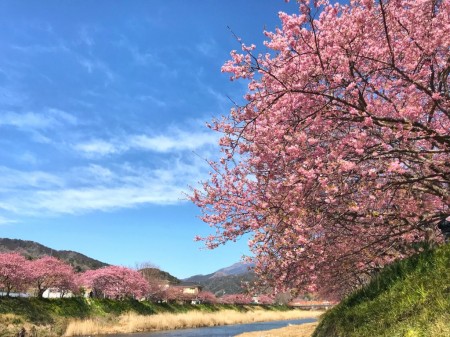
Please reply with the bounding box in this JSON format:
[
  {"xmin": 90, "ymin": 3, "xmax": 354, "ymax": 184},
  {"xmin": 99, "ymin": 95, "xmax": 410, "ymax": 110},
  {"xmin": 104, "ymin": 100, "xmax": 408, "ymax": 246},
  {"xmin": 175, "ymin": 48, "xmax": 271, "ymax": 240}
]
[{"xmin": 99, "ymin": 318, "xmax": 317, "ymax": 337}]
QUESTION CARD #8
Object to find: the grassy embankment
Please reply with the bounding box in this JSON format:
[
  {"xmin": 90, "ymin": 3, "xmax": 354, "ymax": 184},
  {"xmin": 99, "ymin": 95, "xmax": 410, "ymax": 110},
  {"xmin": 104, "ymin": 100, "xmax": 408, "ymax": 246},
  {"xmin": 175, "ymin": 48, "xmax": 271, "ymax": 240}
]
[
  {"xmin": 237, "ymin": 244, "xmax": 450, "ymax": 337},
  {"xmin": 0, "ymin": 298, "xmax": 320, "ymax": 337},
  {"xmin": 312, "ymin": 243, "xmax": 450, "ymax": 337}
]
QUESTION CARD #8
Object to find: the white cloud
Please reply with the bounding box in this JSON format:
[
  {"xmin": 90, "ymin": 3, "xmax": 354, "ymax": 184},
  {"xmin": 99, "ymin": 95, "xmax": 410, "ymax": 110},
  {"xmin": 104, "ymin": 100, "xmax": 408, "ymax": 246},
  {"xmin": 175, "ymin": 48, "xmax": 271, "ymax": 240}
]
[
  {"xmin": 0, "ymin": 166, "xmax": 64, "ymax": 189},
  {"xmin": 85, "ymin": 164, "xmax": 114, "ymax": 180},
  {"xmin": 137, "ymin": 95, "xmax": 167, "ymax": 107},
  {"xmin": 79, "ymin": 57, "xmax": 115, "ymax": 81},
  {"xmin": 130, "ymin": 130, "xmax": 217, "ymax": 152},
  {"xmin": 1, "ymin": 112, "xmax": 54, "ymax": 129},
  {"xmin": 47, "ymin": 108, "xmax": 78, "ymax": 125},
  {"xmin": 73, "ymin": 127, "xmax": 218, "ymax": 158},
  {"xmin": 18, "ymin": 152, "xmax": 40, "ymax": 165},
  {"xmin": 196, "ymin": 39, "xmax": 217, "ymax": 57},
  {"xmin": 0, "ymin": 87, "xmax": 28, "ymax": 106},
  {"xmin": 77, "ymin": 26, "xmax": 95, "ymax": 47},
  {"xmin": 0, "ymin": 216, "xmax": 16, "ymax": 225},
  {"xmin": 0, "ymin": 158, "xmax": 208, "ymax": 217},
  {"xmin": 0, "ymin": 109, "xmax": 77, "ymax": 131},
  {"xmin": 32, "ymin": 184, "xmax": 184, "ymax": 214},
  {"xmin": 11, "ymin": 43, "xmax": 69, "ymax": 54},
  {"xmin": 73, "ymin": 140, "xmax": 120, "ymax": 157}
]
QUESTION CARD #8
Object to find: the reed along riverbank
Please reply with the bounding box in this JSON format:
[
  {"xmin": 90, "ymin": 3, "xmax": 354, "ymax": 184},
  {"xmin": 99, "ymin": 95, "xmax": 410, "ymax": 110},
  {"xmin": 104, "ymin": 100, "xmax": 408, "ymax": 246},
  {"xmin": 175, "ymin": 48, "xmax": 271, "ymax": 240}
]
[{"xmin": 63, "ymin": 308, "xmax": 322, "ymax": 336}]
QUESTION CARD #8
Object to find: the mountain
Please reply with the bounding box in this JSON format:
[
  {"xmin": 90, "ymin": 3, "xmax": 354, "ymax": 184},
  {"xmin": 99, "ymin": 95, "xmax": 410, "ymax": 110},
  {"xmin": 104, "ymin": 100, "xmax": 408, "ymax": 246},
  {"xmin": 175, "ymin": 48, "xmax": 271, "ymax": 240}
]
[
  {"xmin": 183, "ymin": 262, "xmax": 256, "ymax": 295},
  {"xmin": 0, "ymin": 238, "xmax": 108, "ymax": 272},
  {"xmin": 211, "ymin": 262, "xmax": 254, "ymax": 278},
  {"xmin": 139, "ymin": 267, "xmax": 181, "ymax": 285}
]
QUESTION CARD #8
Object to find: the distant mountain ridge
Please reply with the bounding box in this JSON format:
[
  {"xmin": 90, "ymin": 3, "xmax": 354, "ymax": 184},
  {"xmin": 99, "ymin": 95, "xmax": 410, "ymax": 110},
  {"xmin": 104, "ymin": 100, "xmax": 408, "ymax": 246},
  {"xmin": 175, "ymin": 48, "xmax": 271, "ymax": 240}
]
[
  {"xmin": 0, "ymin": 238, "xmax": 108, "ymax": 272},
  {"xmin": 140, "ymin": 267, "xmax": 181, "ymax": 285},
  {"xmin": 184, "ymin": 262, "xmax": 256, "ymax": 295},
  {"xmin": 211, "ymin": 262, "xmax": 254, "ymax": 277}
]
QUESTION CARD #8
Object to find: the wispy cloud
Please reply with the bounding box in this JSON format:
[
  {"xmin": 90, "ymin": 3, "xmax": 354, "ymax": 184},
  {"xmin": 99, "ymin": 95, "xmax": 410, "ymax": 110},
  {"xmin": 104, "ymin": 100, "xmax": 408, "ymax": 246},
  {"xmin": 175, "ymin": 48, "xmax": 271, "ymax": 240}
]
[
  {"xmin": 0, "ymin": 109, "xmax": 77, "ymax": 131},
  {"xmin": 0, "ymin": 122, "xmax": 216, "ymax": 218},
  {"xmin": 0, "ymin": 158, "xmax": 207, "ymax": 217},
  {"xmin": 11, "ymin": 42, "xmax": 69, "ymax": 54},
  {"xmin": 115, "ymin": 37, "xmax": 178, "ymax": 77},
  {"xmin": 17, "ymin": 152, "xmax": 40, "ymax": 166},
  {"xmin": 73, "ymin": 139, "xmax": 121, "ymax": 157},
  {"xmin": 77, "ymin": 26, "xmax": 95, "ymax": 47},
  {"xmin": 196, "ymin": 38, "xmax": 218, "ymax": 57},
  {"xmin": 136, "ymin": 95, "xmax": 167, "ymax": 107},
  {"xmin": 130, "ymin": 130, "xmax": 217, "ymax": 152},
  {"xmin": 0, "ymin": 87, "xmax": 28, "ymax": 106},
  {"xmin": 73, "ymin": 127, "xmax": 218, "ymax": 158},
  {"xmin": 0, "ymin": 216, "xmax": 17, "ymax": 225},
  {"xmin": 79, "ymin": 57, "xmax": 115, "ymax": 82},
  {"xmin": 0, "ymin": 166, "xmax": 64, "ymax": 189}
]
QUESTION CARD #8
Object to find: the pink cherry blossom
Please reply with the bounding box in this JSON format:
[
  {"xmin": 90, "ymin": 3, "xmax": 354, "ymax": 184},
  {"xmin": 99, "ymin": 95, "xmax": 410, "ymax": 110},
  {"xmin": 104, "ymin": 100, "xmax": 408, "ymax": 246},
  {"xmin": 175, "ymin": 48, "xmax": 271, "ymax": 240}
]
[
  {"xmin": 0, "ymin": 253, "xmax": 30, "ymax": 296},
  {"xmin": 192, "ymin": 0, "xmax": 449, "ymax": 299},
  {"xmin": 79, "ymin": 265, "xmax": 149, "ymax": 299},
  {"xmin": 28, "ymin": 256, "xmax": 76, "ymax": 298}
]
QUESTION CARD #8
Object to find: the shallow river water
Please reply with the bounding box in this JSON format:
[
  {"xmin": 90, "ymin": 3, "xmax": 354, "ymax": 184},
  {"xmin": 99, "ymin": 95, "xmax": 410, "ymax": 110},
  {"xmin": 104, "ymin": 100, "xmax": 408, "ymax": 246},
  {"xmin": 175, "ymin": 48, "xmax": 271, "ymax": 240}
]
[{"xmin": 101, "ymin": 318, "xmax": 317, "ymax": 337}]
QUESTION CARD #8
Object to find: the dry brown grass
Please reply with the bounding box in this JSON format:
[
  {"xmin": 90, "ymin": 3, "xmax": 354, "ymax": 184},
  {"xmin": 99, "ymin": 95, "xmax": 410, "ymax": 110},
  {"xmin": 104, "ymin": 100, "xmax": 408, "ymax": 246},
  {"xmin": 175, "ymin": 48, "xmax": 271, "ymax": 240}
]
[
  {"xmin": 235, "ymin": 322, "xmax": 318, "ymax": 337},
  {"xmin": 0, "ymin": 314, "xmax": 62, "ymax": 337},
  {"xmin": 63, "ymin": 309, "xmax": 322, "ymax": 336}
]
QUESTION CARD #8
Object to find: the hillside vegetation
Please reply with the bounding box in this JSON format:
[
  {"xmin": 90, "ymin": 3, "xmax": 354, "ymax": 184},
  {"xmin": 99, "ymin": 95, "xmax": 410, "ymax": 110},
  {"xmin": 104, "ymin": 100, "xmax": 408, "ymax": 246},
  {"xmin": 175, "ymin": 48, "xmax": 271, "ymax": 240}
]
[
  {"xmin": 313, "ymin": 244, "xmax": 450, "ymax": 337},
  {"xmin": 0, "ymin": 238, "xmax": 107, "ymax": 272}
]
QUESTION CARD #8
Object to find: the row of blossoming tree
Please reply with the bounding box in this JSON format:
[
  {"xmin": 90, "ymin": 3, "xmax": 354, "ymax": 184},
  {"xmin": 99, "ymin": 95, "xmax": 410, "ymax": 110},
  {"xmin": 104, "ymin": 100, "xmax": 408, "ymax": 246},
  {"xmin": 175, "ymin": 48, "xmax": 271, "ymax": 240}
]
[
  {"xmin": 0, "ymin": 253, "xmax": 272, "ymax": 304},
  {"xmin": 191, "ymin": 0, "xmax": 449, "ymax": 299},
  {"xmin": 0, "ymin": 253, "xmax": 149, "ymax": 299}
]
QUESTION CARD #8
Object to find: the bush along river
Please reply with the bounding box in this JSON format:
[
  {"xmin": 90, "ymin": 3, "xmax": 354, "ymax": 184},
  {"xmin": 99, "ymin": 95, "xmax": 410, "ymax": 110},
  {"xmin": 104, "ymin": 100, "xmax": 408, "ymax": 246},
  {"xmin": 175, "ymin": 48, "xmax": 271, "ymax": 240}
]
[{"xmin": 101, "ymin": 318, "xmax": 317, "ymax": 337}]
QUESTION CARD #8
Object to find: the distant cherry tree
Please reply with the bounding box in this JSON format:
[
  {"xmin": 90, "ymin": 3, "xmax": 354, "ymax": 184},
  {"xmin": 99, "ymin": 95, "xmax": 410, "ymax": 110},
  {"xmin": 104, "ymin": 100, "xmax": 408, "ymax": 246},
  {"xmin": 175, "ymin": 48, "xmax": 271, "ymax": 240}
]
[
  {"xmin": 0, "ymin": 253, "xmax": 30, "ymax": 296},
  {"xmin": 192, "ymin": 0, "xmax": 450, "ymax": 298},
  {"xmin": 29, "ymin": 256, "xmax": 76, "ymax": 298},
  {"xmin": 197, "ymin": 290, "xmax": 218, "ymax": 304},
  {"xmin": 219, "ymin": 294, "xmax": 253, "ymax": 305},
  {"xmin": 256, "ymin": 294, "xmax": 274, "ymax": 305},
  {"xmin": 79, "ymin": 265, "xmax": 149, "ymax": 299}
]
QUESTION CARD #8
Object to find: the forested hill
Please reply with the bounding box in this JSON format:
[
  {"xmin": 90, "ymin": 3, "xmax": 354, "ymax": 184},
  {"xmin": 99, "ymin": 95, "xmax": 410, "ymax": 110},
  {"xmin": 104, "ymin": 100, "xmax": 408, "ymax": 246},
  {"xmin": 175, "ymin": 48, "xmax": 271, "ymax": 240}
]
[
  {"xmin": 140, "ymin": 267, "xmax": 181, "ymax": 285},
  {"xmin": 0, "ymin": 238, "xmax": 108, "ymax": 272},
  {"xmin": 184, "ymin": 262, "xmax": 256, "ymax": 295}
]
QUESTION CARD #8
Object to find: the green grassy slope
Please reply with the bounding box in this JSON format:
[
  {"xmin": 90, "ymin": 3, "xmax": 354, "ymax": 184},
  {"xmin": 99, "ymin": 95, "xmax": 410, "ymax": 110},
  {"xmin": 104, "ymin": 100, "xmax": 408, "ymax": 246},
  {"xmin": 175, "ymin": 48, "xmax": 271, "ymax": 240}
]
[{"xmin": 313, "ymin": 244, "xmax": 450, "ymax": 337}]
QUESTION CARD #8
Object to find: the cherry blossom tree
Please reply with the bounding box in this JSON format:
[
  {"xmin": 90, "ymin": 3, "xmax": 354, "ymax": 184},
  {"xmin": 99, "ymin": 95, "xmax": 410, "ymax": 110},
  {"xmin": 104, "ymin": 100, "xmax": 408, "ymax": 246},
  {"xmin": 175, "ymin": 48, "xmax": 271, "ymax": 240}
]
[
  {"xmin": 219, "ymin": 294, "xmax": 253, "ymax": 305},
  {"xmin": 192, "ymin": 0, "xmax": 449, "ymax": 298},
  {"xmin": 79, "ymin": 265, "xmax": 149, "ymax": 299},
  {"xmin": 256, "ymin": 294, "xmax": 274, "ymax": 305},
  {"xmin": 161, "ymin": 286, "xmax": 184, "ymax": 303},
  {"xmin": 28, "ymin": 256, "xmax": 76, "ymax": 298},
  {"xmin": 0, "ymin": 253, "xmax": 30, "ymax": 296},
  {"xmin": 197, "ymin": 290, "xmax": 218, "ymax": 304}
]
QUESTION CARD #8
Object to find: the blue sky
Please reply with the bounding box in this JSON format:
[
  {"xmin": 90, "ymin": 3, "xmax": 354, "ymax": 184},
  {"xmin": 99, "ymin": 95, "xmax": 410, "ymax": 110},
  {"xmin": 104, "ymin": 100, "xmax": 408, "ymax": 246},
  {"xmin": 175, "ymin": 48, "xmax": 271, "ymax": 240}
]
[{"xmin": 0, "ymin": 0, "xmax": 298, "ymax": 279}]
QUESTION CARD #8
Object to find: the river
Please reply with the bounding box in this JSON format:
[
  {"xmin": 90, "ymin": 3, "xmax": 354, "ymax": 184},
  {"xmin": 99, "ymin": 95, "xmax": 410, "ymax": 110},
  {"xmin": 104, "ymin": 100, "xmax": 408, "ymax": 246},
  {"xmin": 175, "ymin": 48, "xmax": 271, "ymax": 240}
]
[{"xmin": 101, "ymin": 318, "xmax": 317, "ymax": 337}]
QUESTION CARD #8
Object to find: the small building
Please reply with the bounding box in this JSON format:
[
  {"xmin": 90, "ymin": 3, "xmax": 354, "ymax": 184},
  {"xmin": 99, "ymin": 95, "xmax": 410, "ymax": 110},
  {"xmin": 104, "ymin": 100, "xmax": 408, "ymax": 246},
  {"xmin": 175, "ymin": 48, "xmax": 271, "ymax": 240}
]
[
  {"xmin": 42, "ymin": 288, "xmax": 74, "ymax": 298},
  {"xmin": 166, "ymin": 282, "xmax": 203, "ymax": 304},
  {"xmin": 176, "ymin": 282, "xmax": 203, "ymax": 295}
]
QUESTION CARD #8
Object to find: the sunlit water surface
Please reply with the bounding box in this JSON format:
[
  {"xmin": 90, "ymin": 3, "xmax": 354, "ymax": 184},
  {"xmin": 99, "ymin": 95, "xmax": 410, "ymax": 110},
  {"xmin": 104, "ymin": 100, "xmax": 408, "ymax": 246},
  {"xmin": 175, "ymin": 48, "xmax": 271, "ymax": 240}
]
[{"xmin": 101, "ymin": 318, "xmax": 317, "ymax": 337}]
